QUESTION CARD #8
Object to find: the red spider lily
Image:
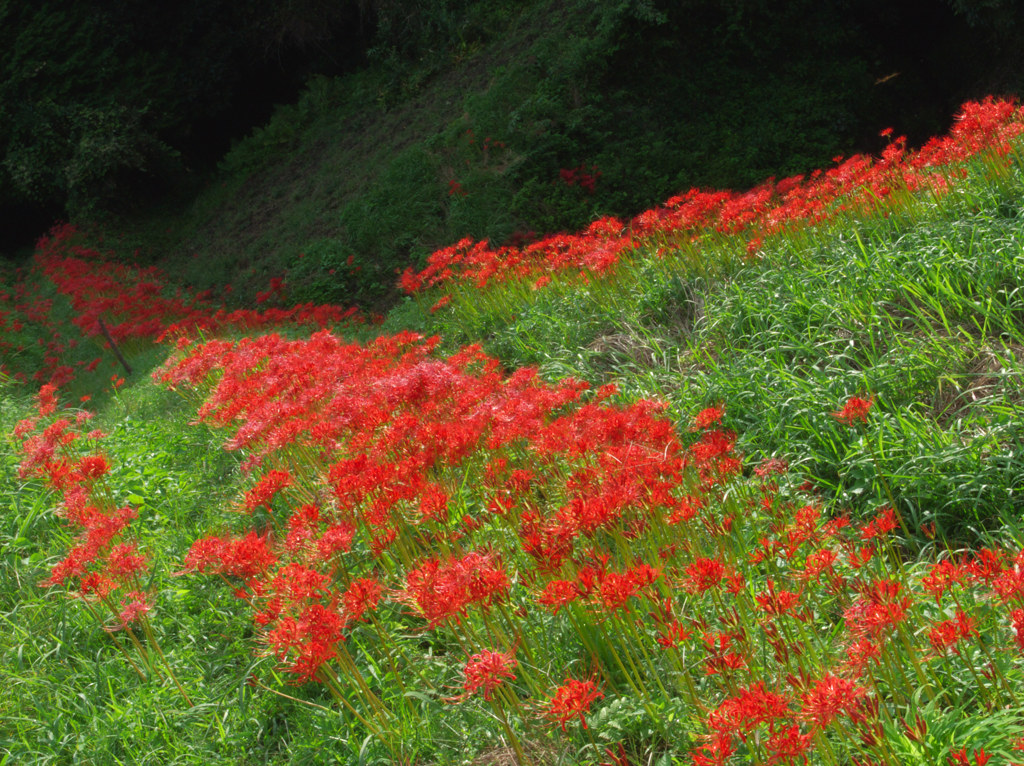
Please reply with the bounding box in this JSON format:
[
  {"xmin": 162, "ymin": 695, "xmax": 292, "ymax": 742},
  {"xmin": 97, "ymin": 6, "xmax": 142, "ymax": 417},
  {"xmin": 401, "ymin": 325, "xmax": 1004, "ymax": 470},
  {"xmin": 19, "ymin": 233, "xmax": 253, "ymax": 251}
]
[
  {"xmin": 31, "ymin": 223, "xmax": 362, "ymax": 350},
  {"xmin": 595, "ymin": 565, "xmax": 661, "ymax": 612},
  {"xmin": 683, "ymin": 557, "xmax": 730, "ymax": 594},
  {"xmin": 400, "ymin": 551, "xmax": 510, "ymax": 627},
  {"xmin": 921, "ymin": 559, "xmax": 967, "ymax": 604},
  {"xmin": 844, "ymin": 637, "xmax": 881, "ymax": 675},
  {"xmin": 832, "ymin": 394, "xmax": 875, "ymax": 426},
  {"xmin": 781, "ymin": 504, "xmax": 823, "ymax": 554},
  {"xmin": 313, "ymin": 521, "xmax": 356, "ymax": 561},
  {"xmin": 536, "ymin": 579, "xmax": 581, "ymax": 614},
  {"xmin": 76, "ymin": 453, "xmax": 110, "ymax": 482},
  {"xmin": 1010, "ymin": 609, "xmax": 1024, "ymax": 653},
  {"xmin": 37, "ymin": 383, "xmax": 59, "ymax": 416},
  {"xmin": 462, "ymin": 649, "xmax": 517, "ymax": 701},
  {"xmin": 666, "ymin": 493, "xmax": 704, "ymax": 524},
  {"xmin": 845, "ymin": 579, "xmax": 912, "ymax": 640},
  {"xmin": 858, "ymin": 507, "xmax": 899, "ymax": 540},
  {"xmin": 262, "ymin": 563, "xmax": 331, "ymax": 604},
  {"xmin": 701, "ymin": 630, "xmax": 748, "ymax": 676},
  {"xmin": 691, "ymin": 732, "xmax": 736, "ymax": 766},
  {"xmin": 543, "ymin": 677, "xmax": 603, "ymax": 731},
  {"xmin": 416, "ymin": 483, "xmax": 450, "ymax": 524},
  {"xmin": 340, "ymin": 577, "xmax": 382, "ymax": 623},
  {"xmin": 755, "ymin": 580, "xmax": 803, "ymax": 620},
  {"xmin": 105, "ymin": 542, "xmax": 148, "ymax": 581},
  {"xmin": 243, "ymin": 469, "xmax": 293, "ymax": 512},
  {"xmin": 79, "ymin": 571, "xmax": 117, "ymax": 598},
  {"xmin": 399, "ymin": 99, "xmax": 1024, "ymax": 295},
  {"xmin": 927, "ymin": 609, "xmax": 978, "ymax": 656},
  {"xmin": 948, "ymin": 747, "xmax": 992, "ymax": 766},
  {"xmin": 707, "ymin": 682, "xmax": 792, "ymax": 736},
  {"xmin": 968, "ymin": 547, "xmax": 1006, "ymax": 585},
  {"xmin": 847, "ymin": 544, "xmax": 875, "ymax": 569},
  {"xmin": 284, "ymin": 504, "xmax": 321, "ymax": 553},
  {"xmin": 692, "ymin": 406, "xmax": 724, "ymax": 431},
  {"xmin": 797, "ymin": 548, "xmax": 838, "ymax": 583},
  {"xmin": 183, "ymin": 531, "xmax": 277, "ymax": 580},
  {"xmin": 766, "ymin": 724, "xmax": 812, "ymax": 765},
  {"xmin": 600, "ymin": 743, "xmax": 631, "ymax": 766},
  {"xmin": 990, "ymin": 550, "xmax": 1024, "ymax": 604},
  {"xmin": 266, "ymin": 603, "xmax": 348, "ymax": 682},
  {"xmin": 118, "ymin": 591, "xmax": 152, "ymax": 625},
  {"xmin": 798, "ymin": 673, "xmax": 867, "ymax": 729},
  {"xmin": 656, "ymin": 620, "xmax": 692, "ymax": 648}
]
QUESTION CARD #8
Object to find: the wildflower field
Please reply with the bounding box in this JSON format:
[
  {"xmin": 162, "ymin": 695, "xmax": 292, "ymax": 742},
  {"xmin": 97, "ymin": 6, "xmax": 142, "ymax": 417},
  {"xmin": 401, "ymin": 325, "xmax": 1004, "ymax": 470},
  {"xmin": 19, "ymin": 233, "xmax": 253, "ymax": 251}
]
[{"xmin": 4, "ymin": 98, "xmax": 1024, "ymax": 764}]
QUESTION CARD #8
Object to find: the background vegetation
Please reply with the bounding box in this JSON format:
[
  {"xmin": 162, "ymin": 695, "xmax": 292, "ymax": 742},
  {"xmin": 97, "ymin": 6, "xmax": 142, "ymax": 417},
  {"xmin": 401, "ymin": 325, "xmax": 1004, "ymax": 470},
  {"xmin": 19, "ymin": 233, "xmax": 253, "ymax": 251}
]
[{"xmin": 4, "ymin": 0, "xmax": 1024, "ymax": 304}]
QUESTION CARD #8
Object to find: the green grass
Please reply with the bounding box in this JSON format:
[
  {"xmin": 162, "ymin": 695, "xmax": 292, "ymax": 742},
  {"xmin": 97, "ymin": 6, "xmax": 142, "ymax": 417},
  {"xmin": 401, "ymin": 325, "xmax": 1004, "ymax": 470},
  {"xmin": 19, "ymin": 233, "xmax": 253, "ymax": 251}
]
[
  {"xmin": 415, "ymin": 159, "xmax": 1024, "ymax": 546},
  {"xmin": 6, "ymin": 76, "xmax": 1024, "ymax": 766}
]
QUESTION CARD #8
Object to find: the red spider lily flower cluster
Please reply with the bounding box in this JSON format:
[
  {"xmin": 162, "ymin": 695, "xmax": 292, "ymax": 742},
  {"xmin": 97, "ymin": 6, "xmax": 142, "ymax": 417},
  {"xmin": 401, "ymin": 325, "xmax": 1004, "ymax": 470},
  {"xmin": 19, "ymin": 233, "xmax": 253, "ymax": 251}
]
[
  {"xmin": 948, "ymin": 746, "xmax": 993, "ymax": 766},
  {"xmin": 32, "ymin": 223, "xmax": 363, "ymax": 347},
  {"xmin": 401, "ymin": 98, "xmax": 1024, "ymax": 295},
  {"xmin": 3, "ymin": 223, "xmax": 367, "ymax": 389},
  {"xmin": 543, "ymin": 677, "xmax": 603, "ymax": 731},
  {"xmin": 0, "ymin": 259, "xmax": 103, "ymax": 386},
  {"xmin": 152, "ymin": 322, "xmax": 1024, "ymax": 762},
  {"xmin": 12, "ymin": 385, "xmax": 151, "ymax": 629},
  {"xmin": 832, "ymin": 394, "xmax": 875, "ymax": 426},
  {"xmin": 462, "ymin": 649, "xmax": 517, "ymax": 701},
  {"xmin": 7, "ymin": 99, "xmax": 1023, "ymax": 758},
  {"xmin": 559, "ymin": 164, "xmax": 601, "ymax": 194}
]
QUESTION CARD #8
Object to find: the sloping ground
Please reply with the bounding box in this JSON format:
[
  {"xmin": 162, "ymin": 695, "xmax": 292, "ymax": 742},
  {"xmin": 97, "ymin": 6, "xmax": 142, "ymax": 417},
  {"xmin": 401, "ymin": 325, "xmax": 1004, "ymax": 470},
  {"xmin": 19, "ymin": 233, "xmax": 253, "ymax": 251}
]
[
  {"xmin": 107, "ymin": 0, "xmax": 1000, "ymax": 318},
  {"xmin": 5, "ymin": 98, "xmax": 1024, "ymax": 765},
  {"xmin": 118, "ymin": 2, "xmax": 588, "ymax": 312}
]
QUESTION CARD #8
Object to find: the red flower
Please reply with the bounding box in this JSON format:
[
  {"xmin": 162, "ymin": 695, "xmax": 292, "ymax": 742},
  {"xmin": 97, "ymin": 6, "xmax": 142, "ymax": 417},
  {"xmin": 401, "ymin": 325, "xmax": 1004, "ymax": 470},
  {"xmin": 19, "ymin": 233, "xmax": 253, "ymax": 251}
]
[
  {"xmin": 243, "ymin": 469, "xmax": 293, "ymax": 512},
  {"xmin": 845, "ymin": 579, "xmax": 912, "ymax": 639},
  {"xmin": 656, "ymin": 620, "xmax": 692, "ymax": 648},
  {"xmin": 859, "ymin": 507, "xmax": 899, "ymax": 540},
  {"xmin": 708, "ymin": 682, "xmax": 791, "ymax": 734},
  {"xmin": 799, "ymin": 673, "xmax": 866, "ymax": 728},
  {"xmin": 691, "ymin": 732, "xmax": 735, "ymax": 766},
  {"xmin": 462, "ymin": 649, "xmax": 517, "ymax": 701},
  {"xmin": 1011, "ymin": 609, "xmax": 1024, "ymax": 653},
  {"xmin": 832, "ymin": 395, "xmax": 875, "ymax": 426},
  {"xmin": 684, "ymin": 557, "xmax": 727, "ymax": 593},
  {"xmin": 544, "ymin": 677, "xmax": 603, "ymax": 731},
  {"xmin": 921, "ymin": 559, "xmax": 966, "ymax": 603},
  {"xmin": 536, "ymin": 579, "xmax": 580, "ymax": 614},
  {"xmin": 340, "ymin": 577, "xmax": 382, "ymax": 623},
  {"xmin": 692, "ymin": 406, "xmax": 724, "ymax": 431},
  {"xmin": 106, "ymin": 541, "xmax": 148, "ymax": 580},
  {"xmin": 927, "ymin": 609, "xmax": 977, "ymax": 656},
  {"xmin": 37, "ymin": 383, "xmax": 59, "ymax": 416},
  {"xmin": 76, "ymin": 453, "xmax": 110, "ymax": 481},
  {"xmin": 118, "ymin": 591, "xmax": 152, "ymax": 625},
  {"xmin": 948, "ymin": 747, "xmax": 992, "ymax": 766},
  {"xmin": 766, "ymin": 724, "xmax": 812, "ymax": 765},
  {"xmin": 754, "ymin": 580, "xmax": 802, "ymax": 620}
]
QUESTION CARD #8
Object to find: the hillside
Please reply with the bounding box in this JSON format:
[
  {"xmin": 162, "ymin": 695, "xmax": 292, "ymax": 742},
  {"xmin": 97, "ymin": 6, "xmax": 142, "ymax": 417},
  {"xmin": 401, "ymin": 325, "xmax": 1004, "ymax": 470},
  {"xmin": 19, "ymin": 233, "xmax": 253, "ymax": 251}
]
[
  {"xmin": 84, "ymin": 0, "xmax": 1022, "ymax": 314},
  {"xmin": 3, "ymin": 94, "xmax": 1024, "ymax": 764}
]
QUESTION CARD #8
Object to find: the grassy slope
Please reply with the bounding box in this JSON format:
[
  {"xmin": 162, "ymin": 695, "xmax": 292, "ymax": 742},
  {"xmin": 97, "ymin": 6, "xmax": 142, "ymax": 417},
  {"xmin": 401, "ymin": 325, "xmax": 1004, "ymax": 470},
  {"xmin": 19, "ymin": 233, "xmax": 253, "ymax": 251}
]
[
  {"xmin": 104, "ymin": 0, "xmax": 923, "ymax": 316},
  {"xmin": 4, "ymin": 10, "xmax": 1024, "ymax": 764},
  {"xmin": 415, "ymin": 178, "xmax": 1024, "ymax": 541},
  {"xmin": 107, "ymin": 1, "xmax": 581, "ymax": 313},
  {"xmin": 4, "ymin": 137, "xmax": 1024, "ymax": 764}
]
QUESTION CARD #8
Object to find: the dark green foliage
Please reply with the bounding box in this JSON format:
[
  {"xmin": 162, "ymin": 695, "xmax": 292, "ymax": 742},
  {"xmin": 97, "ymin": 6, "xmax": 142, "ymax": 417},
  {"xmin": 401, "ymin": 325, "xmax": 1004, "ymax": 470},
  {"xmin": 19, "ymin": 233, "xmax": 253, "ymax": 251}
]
[
  {"xmin": 22, "ymin": 0, "xmax": 1024, "ymax": 318},
  {"xmin": 0, "ymin": 0, "xmax": 367, "ymax": 228}
]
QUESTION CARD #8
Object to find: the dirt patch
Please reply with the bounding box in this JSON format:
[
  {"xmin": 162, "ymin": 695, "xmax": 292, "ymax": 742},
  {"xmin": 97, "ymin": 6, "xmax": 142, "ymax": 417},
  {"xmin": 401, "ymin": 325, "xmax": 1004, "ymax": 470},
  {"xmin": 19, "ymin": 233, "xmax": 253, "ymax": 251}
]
[{"xmin": 932, "ymin": 342, "xmax": 1024, "ymax": 424}]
